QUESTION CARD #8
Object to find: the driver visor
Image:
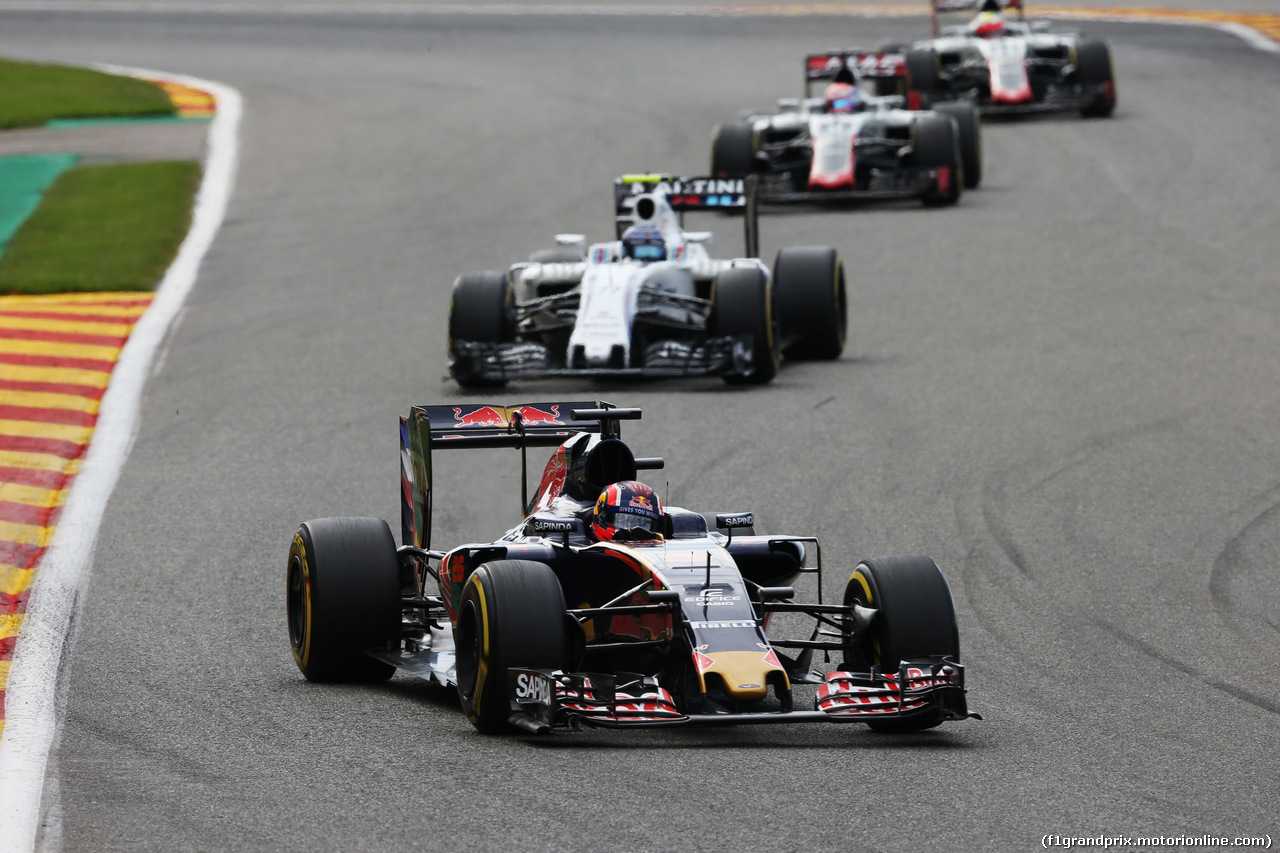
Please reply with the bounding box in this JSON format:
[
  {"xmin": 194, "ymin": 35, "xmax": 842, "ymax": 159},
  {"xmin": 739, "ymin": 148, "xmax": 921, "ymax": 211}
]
[
  {"xmin": 631, "ymin": 244, "xmax": 665, "ymax": 260},
  {"xmin": 605, "ymin": 510, "xmax": 657, "ymax": 532}
]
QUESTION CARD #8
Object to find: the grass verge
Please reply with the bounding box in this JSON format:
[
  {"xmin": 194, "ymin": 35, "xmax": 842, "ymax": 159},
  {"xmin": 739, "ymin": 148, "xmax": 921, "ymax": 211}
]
[
  {"xmin": 0, "ymin": 59, "xmax": 174, "ymax": 130},
  {"xmin": 0, "ymin": 160, "xmax": 201, "ymax": 295}
]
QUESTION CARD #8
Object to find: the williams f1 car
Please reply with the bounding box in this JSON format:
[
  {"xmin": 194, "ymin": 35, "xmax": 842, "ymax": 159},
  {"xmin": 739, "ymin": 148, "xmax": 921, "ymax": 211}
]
[
  {"xmin": 711, "ymin": 50, "xmax": 981, "ymax": 206},
  {"xmin": 447, "ymin": 175, "xmax": 846, "ymax": 388},
  {"xmin": 898, "ymin": 0, "xmax": 1116, "ymax": 117},
  {"xmin": 286, "ymin": 402, "xmax": 979, "ymax": 735}
]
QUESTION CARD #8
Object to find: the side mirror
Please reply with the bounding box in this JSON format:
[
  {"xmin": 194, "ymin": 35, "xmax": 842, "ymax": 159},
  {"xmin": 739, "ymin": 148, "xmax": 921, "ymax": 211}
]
[
  {"xmin": 684, "ymin": 232, "xmax": 713, "ymax": 246},
  {"xmin": 555, "ymin": 233, "xmax": 586, "ymax": 247}
]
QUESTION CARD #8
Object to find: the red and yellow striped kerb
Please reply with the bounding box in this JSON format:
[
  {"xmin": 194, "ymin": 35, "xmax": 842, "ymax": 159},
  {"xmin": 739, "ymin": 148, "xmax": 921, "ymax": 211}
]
[
  {"xmin": 157, "ymin": 80, "xmax": 216, "ymax": 119},
  {"xmin": 0, "ymin": 292, "xmax": 153, "ymax": 738}
]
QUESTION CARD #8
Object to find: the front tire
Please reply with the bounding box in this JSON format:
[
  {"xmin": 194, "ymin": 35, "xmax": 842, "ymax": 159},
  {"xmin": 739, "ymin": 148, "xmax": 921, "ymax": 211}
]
[
  {"xmin": 455, "ymin": 560, "xmax": 569, "ymax": 734},
  {"xmin": 712, "ymin": 266, "xmax": 780, "ymax": 385},
  {"xmin": 912, "ymin": 115, "xmax": 963, "ymax": 207},
  {"xmin": 711, "ymin": 122, "xmax": 757, "ymax": 178},
  {"xmin": 286, "ymin": 518, "xmax": 400, "ymax": 682},
  {"xmin": 448, "ymin": 271, "xmax": 513, "ymax": 389},
  {"xmin": 933, "ymin": 102, "xmax": 982, "ymax": 189},
  {"xmin": 1076, "ymin": 39, "xmax": 1116, "ymax": 118},
  {"xmin": 842, "ymin": 555, "xmax": 961, "ymax": 732},
  {"xmin": 904, "ymin": 48, "xmax": 941, "ymax": 110},
  {"xmin": 773, "ymin": 246, "xmax": 846, "ymax": 361}
]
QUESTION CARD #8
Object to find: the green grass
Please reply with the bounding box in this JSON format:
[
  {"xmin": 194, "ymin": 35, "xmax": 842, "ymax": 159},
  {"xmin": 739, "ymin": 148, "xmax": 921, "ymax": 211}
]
[
  {"xmin": 0, "ymin": 160, "xmax": 201, "ymax": 294},
  {"xmin": 0, "ymin": 59, "xmax": 174, "ymax": 130}
]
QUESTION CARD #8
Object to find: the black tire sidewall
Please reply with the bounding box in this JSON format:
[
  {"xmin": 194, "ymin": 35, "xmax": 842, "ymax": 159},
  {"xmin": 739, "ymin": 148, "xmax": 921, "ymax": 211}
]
[
  {"xmin": 287, "ymin": 517, "xmax": 399, "ymax": 682},
  {"xmin": 712, "ymin": 266, "xmax": 780, "ymax": 384},
  {"xmin": 711, "ymin": 122, "xmax": 757, "ymax": 178},
  {"xmin": 773, "ymin": 246, "xmax": 846, "ymax": 361},
  {"xmin": 843, "ymin": 555, "xmax": 960, "ymax": 672},
  {"xmin": 456, "ymin": 560, "xmax": 569, "ymax": 733}
]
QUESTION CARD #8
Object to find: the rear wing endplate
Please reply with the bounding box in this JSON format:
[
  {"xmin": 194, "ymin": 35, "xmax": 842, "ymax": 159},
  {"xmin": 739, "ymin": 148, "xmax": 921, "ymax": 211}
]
[
  {"xmin": 399, "ymin": 401, "xmax": 640, "ymax": 549},
  {"xmin": 613, "ymin": 174, "xmax": 760, "ymax": 258}
]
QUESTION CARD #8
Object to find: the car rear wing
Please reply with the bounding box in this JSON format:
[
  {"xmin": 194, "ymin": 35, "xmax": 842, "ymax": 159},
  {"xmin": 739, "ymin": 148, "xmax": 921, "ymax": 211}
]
[
  {"xmin": 804, "ymin": 51, "xmax": 906, "ymax": 97},
  {"xmin": 613, "ymin": 173, "xmax": 760, "ymax": 258},
  {"xmin": 931, "ymin": 0, "xmax": 1024, "ymax": 36},
  {"xmin": 399, "ymin": 401, "xmax": 640, "ymax": 549}
]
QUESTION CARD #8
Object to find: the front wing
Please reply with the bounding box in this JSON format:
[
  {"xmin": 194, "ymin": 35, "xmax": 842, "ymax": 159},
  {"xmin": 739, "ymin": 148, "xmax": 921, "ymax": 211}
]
[
  {"xmin": 451, "ymin": 336, "xmax": 756, "ymax": 383},
  {"xmin": 506, "ymin": 660, "xmax": 978, "ymax": 733}
]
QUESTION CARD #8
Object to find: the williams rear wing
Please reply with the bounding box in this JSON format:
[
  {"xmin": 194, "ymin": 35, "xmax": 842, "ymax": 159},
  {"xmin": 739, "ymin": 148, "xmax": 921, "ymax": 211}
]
[
  {"xmin": 399, "ymin": 401, "xmax": 639, "ymax": 549},
  {"xmin": 804, "ymin": 50, "xmax": 907, "ymax": 97},
  {"xmin": 613, "ymin": 173, "xmax": 760, "ymax": 258}
]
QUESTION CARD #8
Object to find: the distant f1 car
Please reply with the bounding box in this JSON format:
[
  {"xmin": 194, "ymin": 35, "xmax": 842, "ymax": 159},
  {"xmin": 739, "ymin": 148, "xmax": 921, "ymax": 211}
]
[
  {"xmin": 711, "ymin": 49, "xmax": 981, "ymax": 206},
  {"xmin": 897, "ymin": 0, "xmax": 1116, "ymax": 117},
  {"xmin": 286, "ymin": 402, "xmax": 979, "ymax": 735},
  {"xmin": 447, "ymin": 175, "xmax": 847, "ymax": 388}
]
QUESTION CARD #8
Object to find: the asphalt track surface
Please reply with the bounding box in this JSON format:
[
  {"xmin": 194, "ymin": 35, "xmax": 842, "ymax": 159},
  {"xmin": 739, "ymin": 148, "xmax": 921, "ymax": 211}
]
[{"xmin": 2, "ymin": 5, "xmax": 1279, "ymax": 851}]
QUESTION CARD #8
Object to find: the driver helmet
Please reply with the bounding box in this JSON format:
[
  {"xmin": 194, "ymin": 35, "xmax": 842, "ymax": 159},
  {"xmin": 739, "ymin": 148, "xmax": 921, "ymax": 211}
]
[
  {"xmin": 823, "ymin": 82, "xmax": 865, "ymax": 114},
  {"xmin": 970, "ymin": 10, "xmax": 1005, "ymax": 38},
  {"xmin": 621, "ymin": 223, "xmax": 667, "ymax": 262},
  {"xmin": 591, "ymin": 480, "xmax": 664, "ymax": 542}
]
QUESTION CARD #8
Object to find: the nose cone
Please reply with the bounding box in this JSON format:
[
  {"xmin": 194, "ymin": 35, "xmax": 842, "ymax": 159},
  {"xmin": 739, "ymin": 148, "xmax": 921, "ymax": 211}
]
[{"xmin": 700, "ymin": 650, "xmax": 789, "ymax": 702}]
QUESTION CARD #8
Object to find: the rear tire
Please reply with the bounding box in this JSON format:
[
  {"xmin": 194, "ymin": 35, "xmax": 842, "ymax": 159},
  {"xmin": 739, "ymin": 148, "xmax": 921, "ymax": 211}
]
[
  {"xmin": 712, "ymin": 266, "xmax": 779, "ymax": 385},
  {"xmin": 773, "ymin": 246, "xmax": 846, "ymax": 361},
  {"xmin": 912, "ymin": 115, "xmax": 963, "ymax": 207},
  {"xmin": 1076, "ymin": 39, "xmax": 1116, "ymax": 118},
  {"xmin": 711, "ymin": 122, "xmax": 757, "ymax": 178},
  {"xmin": 841, "ymin": 555, "xmax": 960, "ymax": 733},
  {"xmin": 448, "ymin": 271, "xmax": 513, "ymax": 389},
  {"xmin": 933, "ymin": 102, "xmax": 982, "ymax": 189},
  {"xmin": 287, "ymin": 518, "xmax": 400, "ymax": 683},
  {"xmin": 455, "ymin": 560, "xmax": 569, "ymax": 734}
]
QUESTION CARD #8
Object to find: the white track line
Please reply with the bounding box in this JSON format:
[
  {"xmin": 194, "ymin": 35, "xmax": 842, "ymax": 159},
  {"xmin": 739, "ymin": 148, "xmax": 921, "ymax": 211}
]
[{"xmin": 0, "ymin": 69, "xmax": 241, "ymax": 853}]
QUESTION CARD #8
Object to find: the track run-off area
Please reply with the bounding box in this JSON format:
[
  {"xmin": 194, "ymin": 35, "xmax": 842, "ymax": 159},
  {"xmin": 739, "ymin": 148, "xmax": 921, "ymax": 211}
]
[{"xmin": 1, "ymin": 2, "xmax": 1278, "ymax": 851}]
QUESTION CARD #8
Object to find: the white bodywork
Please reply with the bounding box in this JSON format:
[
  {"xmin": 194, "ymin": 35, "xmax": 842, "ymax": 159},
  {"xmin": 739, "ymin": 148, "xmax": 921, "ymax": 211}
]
[
  {"xmin": 748, "ymin": 94, "xmax": 933, "ymax": 191},
  {"xmin": 926, "ymin": 21, "xmax": 1082, "ymax": 106},
  {"xmin": 511, "ymin": 190, "xmax": 765, "ymax": 369}
]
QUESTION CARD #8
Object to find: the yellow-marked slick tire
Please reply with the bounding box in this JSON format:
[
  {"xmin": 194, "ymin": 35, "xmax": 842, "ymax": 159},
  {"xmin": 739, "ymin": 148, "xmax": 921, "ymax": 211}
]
[
  {"xmin": 455, "ymin": 560, "xmax": 569, "ymax": 734},
  {"xmin": 713, "ymin": 266, "xmax": 780, "ymax": 385},
  {"xmin": 286, "ymin": 517, "xmax": 399, "ymax": 683},
  {"xmin": 773, "ymin": 246, "xmax": 846, "ymax": 361},
  {"xmin": 842, "ymin": 555, "xmax": 960, "ymax": 733}
]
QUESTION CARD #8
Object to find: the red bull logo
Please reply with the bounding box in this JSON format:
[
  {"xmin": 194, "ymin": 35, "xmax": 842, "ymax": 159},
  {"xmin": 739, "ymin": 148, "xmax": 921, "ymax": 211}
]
[
  {"xmin": 452, "ymin": 406, "xmax": 508, "ymax": 428},
  {"xmin": 629, "ymin": 495, "xmax": 654, "ymax": 511},
  {"xmin": 514, "ymin": 404, "xmax": 564, "ymax": 426}
]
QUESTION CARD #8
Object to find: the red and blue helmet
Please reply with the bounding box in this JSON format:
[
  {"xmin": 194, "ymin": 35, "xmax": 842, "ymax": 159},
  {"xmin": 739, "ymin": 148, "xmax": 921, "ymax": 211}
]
[
  {"xmin": 621, "ymin": 224, "xmax": 667, "ymax": 262},
  {"xmin": 591, "ymin": 480, "xmax": 663, "ymax": 542}
]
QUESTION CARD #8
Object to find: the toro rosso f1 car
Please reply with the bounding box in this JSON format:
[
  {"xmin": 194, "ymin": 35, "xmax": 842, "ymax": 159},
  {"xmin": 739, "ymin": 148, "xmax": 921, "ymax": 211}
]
[
  {"xmin": 286, "ymin": 402, "xmax": 979, "ymax": 735},
  {"xmin": 447, "ymin": 175, "xmax": 846, "ymax": 388},
  {"xmin": 899, "ymin": 0, "xmax": 1116, "ymax": 117},
  {"xmin": 711, "ymin": 50, "xmax": 981, "ymax": 206}
]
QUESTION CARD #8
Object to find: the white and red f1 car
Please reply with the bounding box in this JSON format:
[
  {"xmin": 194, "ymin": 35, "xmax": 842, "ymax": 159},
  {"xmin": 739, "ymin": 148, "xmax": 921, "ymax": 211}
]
[
  {"xmin": 900, "ymin": 0, "xmax": 1116, "ymax": 117},
  {"xmin": 711, "ymin": 50, "xmax": 982, "ymax": 206}
]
